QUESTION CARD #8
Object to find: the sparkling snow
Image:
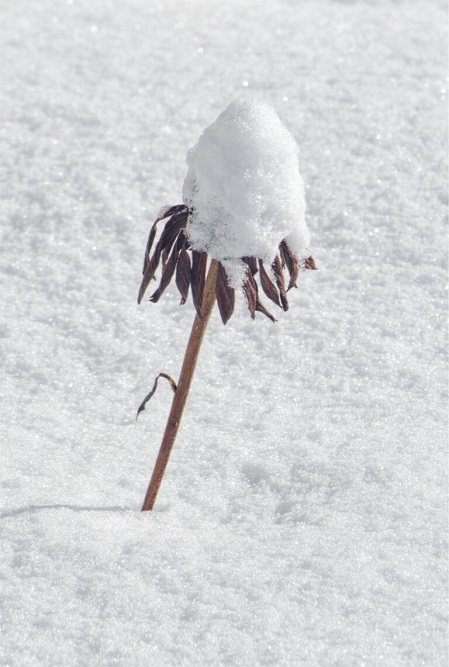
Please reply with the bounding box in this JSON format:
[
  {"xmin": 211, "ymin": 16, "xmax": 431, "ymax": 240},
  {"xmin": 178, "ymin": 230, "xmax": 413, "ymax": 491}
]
[
  {"xmin": 183, "ymin": 97, "xmax": 309, "ymax": 286},
  {"xmin": 1, "ymin": 1, "xmax": 447, "ymax": 666}
]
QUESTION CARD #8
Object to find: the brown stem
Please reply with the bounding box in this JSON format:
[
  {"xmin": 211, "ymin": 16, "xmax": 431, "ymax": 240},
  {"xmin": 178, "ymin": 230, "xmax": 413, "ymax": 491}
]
[{"xmin": 141, "ymin": 259, "xmax": 219, "ymax": 511}]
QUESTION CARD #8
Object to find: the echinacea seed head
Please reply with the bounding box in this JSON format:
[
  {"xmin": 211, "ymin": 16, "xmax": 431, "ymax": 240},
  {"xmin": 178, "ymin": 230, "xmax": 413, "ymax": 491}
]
[{"xmin": 138, "ymin": 98, "xmax": 316, "ymax": 323}]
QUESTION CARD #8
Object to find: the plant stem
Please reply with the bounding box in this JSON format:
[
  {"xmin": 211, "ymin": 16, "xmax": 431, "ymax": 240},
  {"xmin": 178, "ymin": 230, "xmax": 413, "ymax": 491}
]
[{"xmin": 141, "ymin": 259, "xmax": 219, "ymax": 511}]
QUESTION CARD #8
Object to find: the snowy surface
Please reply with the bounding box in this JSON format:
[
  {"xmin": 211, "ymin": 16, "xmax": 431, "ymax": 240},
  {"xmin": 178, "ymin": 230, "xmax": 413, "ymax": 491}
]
[
  {"xmin": 183, "ymin": 98, "xmax": 309, "ymax": 286},
  {"xmin": 1, "ymin": 1, "xmax": 448, "ymax": 666}
]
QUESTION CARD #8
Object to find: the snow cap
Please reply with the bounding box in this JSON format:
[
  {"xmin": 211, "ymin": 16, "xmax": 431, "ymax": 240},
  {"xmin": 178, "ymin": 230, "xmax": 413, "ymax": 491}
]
[{"xmin": 183, "ymin": 97, "xmax": 310, "ymax": 287}]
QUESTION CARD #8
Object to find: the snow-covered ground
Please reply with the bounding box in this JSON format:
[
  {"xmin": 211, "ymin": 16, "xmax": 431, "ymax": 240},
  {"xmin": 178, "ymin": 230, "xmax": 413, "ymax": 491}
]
[{"xmin": 1, "ymin": 1, "xmax": 447, "ymax": 665}]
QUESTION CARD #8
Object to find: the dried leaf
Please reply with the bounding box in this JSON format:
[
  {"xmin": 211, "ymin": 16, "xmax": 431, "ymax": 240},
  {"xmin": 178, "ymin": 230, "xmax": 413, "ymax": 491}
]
[
  {"xmin": 215, "ymin": 262, "xmax": 235, "ymax": 324},
  {"xmin": 258, "ymin": 259, "xmax": 281, "ymax": 307},
  {"xmin": 175, "ymin": 240, "xmax": 191, "ymax": 305},
  {"xmin": 191, "ymin": 251, "xmax": 208, "ymax": 317},
  {"xmin": 136, "ymin": 372, "xmax": 177, "ymax": 420},
  {"xmin": 272, "ymin": 255, "xmax": 289, "ymax": 311}
]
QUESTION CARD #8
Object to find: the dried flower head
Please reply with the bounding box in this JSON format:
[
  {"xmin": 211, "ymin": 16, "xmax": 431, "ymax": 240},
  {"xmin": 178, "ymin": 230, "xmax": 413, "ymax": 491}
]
[{"xmin": 137, "ymin": 204, "xmax": 316, "ymax": 324}]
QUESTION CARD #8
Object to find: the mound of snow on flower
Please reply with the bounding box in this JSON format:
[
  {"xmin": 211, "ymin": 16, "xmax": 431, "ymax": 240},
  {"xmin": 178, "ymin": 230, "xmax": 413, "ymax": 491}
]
[{"xmin": 183, "ymin": 97, "xmax": 310, "ymax": 286}]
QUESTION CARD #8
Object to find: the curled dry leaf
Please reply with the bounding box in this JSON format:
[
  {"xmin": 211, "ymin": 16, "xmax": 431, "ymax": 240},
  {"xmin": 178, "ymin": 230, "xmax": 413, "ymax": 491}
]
[{"xmin": 136, "ymin": 372, "xmax": 177, "ymax": 420}]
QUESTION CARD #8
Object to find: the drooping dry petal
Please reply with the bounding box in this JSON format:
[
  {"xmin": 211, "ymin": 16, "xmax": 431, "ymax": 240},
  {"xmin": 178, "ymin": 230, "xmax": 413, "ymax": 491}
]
[
  {"xmin": 158, "ymin": 204, "xmax": 188, "ymax": 221},
  {"xmin": 258, "ymin": 259, "xmax": 281, "ymax": 308},
  {"xmin": 242, "ymin": 274, "xmax": 257, "ymax": 319},
  {"xmin": 280, "ymin": 240, "xmax": 299, "ymax": 291},
  {"xmin": 191, "ymin": 251, "xmax": 208, "ymax": 317},
  {"xmin": 305, "ymin": 255, "xmax": 317, "ymax": 270},
  {"xmin": 272, "ymin": 255, "xmax": 289, "ymax": 311},
  {"xmin": 138, "ymin": 211, "xmax": 189, "ymax": 304},
  {"xmin": 255, "ymin": 299, "xmax": 277, "ymax": 323},
  {"xmin": 159, "ymin": 211, "xmax": 188, "ymax": 257},
  {"xmin": 138, "ymin": 242, "xmax": 163, "ymax": 304},
  {"xmin": 242, "ymin": 256, "xmax": 258, "ymax": 276},
  {"xmin": 150, "ymin": 237, "xmax": 181, "ymax": 303},
  {"xmin": 142, "ymin": 206, "xmax": 187, "ymax": 275},
  {"xmin": 243, "ymin": 268, "xmax": 277, "ymax": 322},
  {"xmin": 142, "ymin": 219, "xmax": 159, "ymax": 275},
  {"xmin": 175, "ymin": 240, "xmax": 191, "ymax": 305},
  {"xmin": 215, "ymin": 262, "xmax": 235, "ymax": 324}
]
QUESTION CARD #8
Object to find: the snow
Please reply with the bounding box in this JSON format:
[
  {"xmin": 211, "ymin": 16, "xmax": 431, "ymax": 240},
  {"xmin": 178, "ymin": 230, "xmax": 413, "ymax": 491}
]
[
  {"xmin": 183, "ymin": 98, "xmax": 309, "ymax": 287},
  {"xmin": 1, "ymin": 0, "xmax": 447, "ymax": 666}
]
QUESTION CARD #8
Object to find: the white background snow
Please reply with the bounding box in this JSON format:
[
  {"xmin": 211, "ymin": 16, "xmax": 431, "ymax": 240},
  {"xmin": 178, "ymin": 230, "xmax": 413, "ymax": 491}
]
[{"xmin": 1, "ymin": 1, "xmax": 447, "ymax": 665}]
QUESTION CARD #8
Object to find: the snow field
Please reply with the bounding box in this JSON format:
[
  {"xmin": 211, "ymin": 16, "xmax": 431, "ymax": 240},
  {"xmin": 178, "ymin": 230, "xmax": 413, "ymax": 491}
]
[{"xmin": 1, "ymin": 0, "xmax": 447, "ymax": 665}]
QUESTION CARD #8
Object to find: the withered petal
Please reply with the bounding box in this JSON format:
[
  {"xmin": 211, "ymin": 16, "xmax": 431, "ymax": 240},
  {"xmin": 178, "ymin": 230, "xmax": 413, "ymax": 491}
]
[
  {"xmin": 138, "ymin": 212, "xmax": 188, "ymax": 304},
  {"xmin": 251, "ymin": 271, "xmax": 277, "ymax": 322},
  {"xmin": 175, "ymin": 239, "xmax": 191, "ymax": 305},
  {"xmin": 272, "ymin": 255, "xmax": 289, "ymax": 311},
  {"xmin": 242, "ymin": 274, "xmax": 257, "ymax": 319},
  {"xmin": 242, "ymin": 256, "xmax": 258, "ymax": 276},
  {"xmin": 215, "ymin": 262, "xmax": 235, "ymax": 325},
  {"xmin": 142, "ymin": 219, "xmax": 159, "ymax": 275},
  {"xmin": 157, "ymin": 204, "xmax": 188, "ymax": 221},
  {"xmin": 258, "ymin": 259, "xmax": 281, "ymax": 307},
  {"xmin": 141, "ymin": 205, "xmax": 187, "ymax": 275},
  {"xmin": 255, "ymin": 299, "xmax": 277, "ymax": 323},
  {"xmin": 305, "ymin": 255, "xmax": 317, "ymax": 270},
  {"xmin": 159, "ymin": 211, "xmax": 188, "ymax": 256},
  {"xmin": 243, "ymin": 268, "xmax": 277, "ymax": 322},
  {"xmin": 191, "ymin": 251, "xmax": 208, "ymax": 317},
  {"xmin": 280, "ymin": 240, "xmax": 299, "ymax": 291},
  {"xmin": 138, "ymin": 241, "xmax": 163, "ymax": 303},
  {"xmin": 150, "ymin": 237, "xmax": 181, "ymax": 303}
]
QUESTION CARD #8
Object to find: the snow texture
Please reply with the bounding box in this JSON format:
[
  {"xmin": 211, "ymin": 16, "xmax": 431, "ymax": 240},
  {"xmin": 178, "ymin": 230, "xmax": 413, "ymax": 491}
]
[
  {"xmin": 183, "ymin": 97, "xmax": 309, "ymax": 286},
  {"xmin": 1, "ymin": 1, "xmax": 448, "ymax": 666}
]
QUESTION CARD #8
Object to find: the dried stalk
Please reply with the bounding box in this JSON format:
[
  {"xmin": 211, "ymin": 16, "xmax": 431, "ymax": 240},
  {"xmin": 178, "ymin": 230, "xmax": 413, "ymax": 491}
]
[{"xmin": 141, "ymin": 259, "xmax": 219, "ymax": 511}]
